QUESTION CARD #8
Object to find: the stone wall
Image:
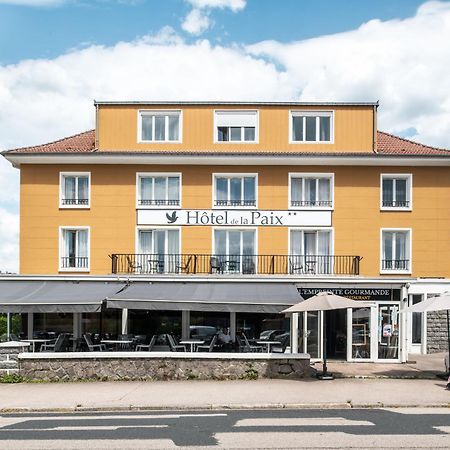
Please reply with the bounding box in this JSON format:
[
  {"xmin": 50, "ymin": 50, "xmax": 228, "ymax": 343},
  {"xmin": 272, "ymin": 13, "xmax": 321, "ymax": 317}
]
[
  {"xmin": 0, "ymin": 342, "xmax": 30, "ymax": 376},
  {"xmin": 427, "ymin": 311, "xmax": 449, "ymax": 353},
  {"xmin": 19, "ymin": 353, "xmax": 310, "ymax": 382}
]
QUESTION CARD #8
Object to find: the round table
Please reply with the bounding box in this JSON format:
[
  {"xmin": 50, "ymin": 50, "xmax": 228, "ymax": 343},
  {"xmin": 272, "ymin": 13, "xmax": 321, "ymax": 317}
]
[{"xmin": 179, "ymin": 340, "xmax": 205, "ymax": 352}]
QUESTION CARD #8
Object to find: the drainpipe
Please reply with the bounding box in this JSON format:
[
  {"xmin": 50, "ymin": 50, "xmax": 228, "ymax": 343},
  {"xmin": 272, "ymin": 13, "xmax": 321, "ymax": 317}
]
[
  {"xmin": 94, "ymin": 101, "xmax": 99, "ymax": 150},
  {"xmin": 373, "ymin": 102, "xmax": 379, "ymax": 153}
]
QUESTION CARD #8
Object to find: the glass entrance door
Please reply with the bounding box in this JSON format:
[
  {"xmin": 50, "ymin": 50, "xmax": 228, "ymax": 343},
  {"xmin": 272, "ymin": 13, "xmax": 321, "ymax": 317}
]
[
  {"xmin": 350, "ymin": 307, "xmax": 371, "ymax": 360},
  {"xmin": 298, "ymin": 311, "xmax": 322, "ymax": 359},
  {"xmin": 377, "ymin": 303, "xmax": 400, "ymax": 360}
]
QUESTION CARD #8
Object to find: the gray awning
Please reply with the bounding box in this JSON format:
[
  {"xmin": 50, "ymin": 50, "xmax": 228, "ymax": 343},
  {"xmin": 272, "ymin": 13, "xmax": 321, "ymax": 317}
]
[
  {"xmin": 107, "ymin": 282, "xmax": 301, "ymax": 313},
  {"xmin": 0, "ymin": 281, "xmax": 126, "ymax": 313}
]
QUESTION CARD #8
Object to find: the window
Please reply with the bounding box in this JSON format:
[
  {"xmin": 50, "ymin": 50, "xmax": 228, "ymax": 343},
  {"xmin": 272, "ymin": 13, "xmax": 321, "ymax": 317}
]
[
  {"xmin": 137, "ymin": 228, "xmax": 180, "ymax": 273},
  {"xmin": 290, "ymin": 229, "xmax": 332, "ymax": 274},
  {"xmin": 289, "ymin": 174, "xmax": 333, "ymax": 208},
  {"xmin": 60, "ymin": 173, "xmax": 90, "ymax": 208},
  {"xmin": 137, "ymin": 174, "xmax": 181, "ymax": 207},
  {"xmin": 139, "ymin": 110, "xmax": 181, "ymax": 142},
  {"xmin": 215, "ymin": 110, "xmax": 258, "ymax": 143},
  {"xmin": 381, "ymin": 229, "xmax": 411, "ymax": 273},
  {"xmin": 214, "ymin": 174, "xmax": 257, "ymax": 207},
  {"xmin": 214, "ymin": 229, "xmax": 256, "ymax": 274},
  {"xmin": 290, "ymin": 111, "xmax": 333, "ymax": 143},
  {"xmin": 60, "ymin": 227, "xmax": 89, "ymax": 271},
  {"xmin": 381, "ymin": 174, "xmax": 412, "ymax": 210}
]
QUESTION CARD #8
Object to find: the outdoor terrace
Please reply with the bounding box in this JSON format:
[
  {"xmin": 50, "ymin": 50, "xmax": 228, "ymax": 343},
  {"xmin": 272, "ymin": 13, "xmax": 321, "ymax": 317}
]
[{"xmin": 110, "ymin": 254, "xmax": 362, "ymax": 276}]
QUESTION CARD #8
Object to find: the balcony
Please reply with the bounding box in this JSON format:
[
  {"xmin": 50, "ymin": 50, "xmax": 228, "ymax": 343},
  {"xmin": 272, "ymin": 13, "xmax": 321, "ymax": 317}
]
[
  {"xmin": 382, "ymin": 259, "xmax": 410, "ymax": 271},
  {"xmin": 110, "ymin": 254, "xmax": 362, "ymax": 276}
]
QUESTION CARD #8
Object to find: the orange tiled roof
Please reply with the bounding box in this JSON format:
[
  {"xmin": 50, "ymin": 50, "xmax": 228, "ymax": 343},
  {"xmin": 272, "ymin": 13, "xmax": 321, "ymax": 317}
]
[
  {"xmin": 6, "ymin": 130, "xmax": 96, "ymax": 154},
  {"xmin": 4, "ymin": 129, "xmax": 450, "ymax": 156},
  {"xmin": 376, "ymin": 131, "xmax": 450, "ymax": 155}
]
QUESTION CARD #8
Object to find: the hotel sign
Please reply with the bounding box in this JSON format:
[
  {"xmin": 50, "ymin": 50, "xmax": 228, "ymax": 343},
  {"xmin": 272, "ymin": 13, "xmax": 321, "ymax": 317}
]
[
  {"xmin": 298, "ymin": 287, "xmax": 401, "ymax": 302},
  {"xmin": 137, "ymin": 209, "xmax": 331, "ymax": 227}
]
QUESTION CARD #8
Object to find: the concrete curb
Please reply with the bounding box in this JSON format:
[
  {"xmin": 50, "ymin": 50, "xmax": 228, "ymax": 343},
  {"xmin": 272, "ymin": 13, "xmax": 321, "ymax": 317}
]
[{"xmin": 1, "ymin": 402, "xmax": 450, "ymax": 414}]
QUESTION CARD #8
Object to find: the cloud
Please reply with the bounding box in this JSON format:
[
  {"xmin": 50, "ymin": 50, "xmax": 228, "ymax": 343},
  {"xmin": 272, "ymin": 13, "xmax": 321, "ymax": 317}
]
[
  {"xmin": 1, "ymin": 1, "xmax": 450, "ymax": 272},
  {"xmin": 0, "ymin": 0, "xmax": 67, "ymax": 5},
  {"xmin": 181, "ymin": 8, "xmax": 211, "ymax": 35},
  {"xmin": 185, "ymin": 0, "xmax": 246, "ymax": 12},
  {"xmin": 182, "ymin": 0, "xmax": 246, "ymax": 35},
  {"xmin": 0, "ymin": 206, "xmax": 19, "ymax": 273}
]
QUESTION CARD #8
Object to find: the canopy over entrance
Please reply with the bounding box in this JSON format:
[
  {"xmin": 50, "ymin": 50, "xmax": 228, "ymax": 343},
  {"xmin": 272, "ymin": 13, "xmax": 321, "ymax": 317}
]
[
  {"xmin": 0, "ymin": 281, "xmax": 126, "ymax": 313},
  {"xmin": 107, "ymin": 282, "xmax": 301, "ymax": 313}
]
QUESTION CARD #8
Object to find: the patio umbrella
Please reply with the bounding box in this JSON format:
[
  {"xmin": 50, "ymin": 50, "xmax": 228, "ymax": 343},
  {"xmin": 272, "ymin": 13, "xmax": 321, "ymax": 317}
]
[
  {"xmin": 282, "ymin": 291, "xmax": 373, "ymax": 380},
  {"xmin": 404, "ymin": 292, "xmax": 450, "ymax": 375}
]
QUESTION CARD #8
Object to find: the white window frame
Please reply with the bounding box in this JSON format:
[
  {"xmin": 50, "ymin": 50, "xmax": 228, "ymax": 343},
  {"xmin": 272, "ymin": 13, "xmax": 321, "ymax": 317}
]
[
  {"xmin": 288, "ymin": 172, "xmax": 334, "ymax": 210},
  {"xmin": 212, "ymin": 173, "xmax": 258, "ymax": 209},
  {"xmin": 59, "ymin": 226, "xmax": 90, "ymax": 272},
  {"xmin": 380, "ymin": 228, "xmax": 412, "ymax": 275},
  {"xmin": 289, "ymin": 110, "xmax": 334, "ymax": 144},
  {"xmin": 136, "ymin": 172, "xmax": 182, "ymax": 209},
  {"xmin": 212, "ymin": 227, "xmax": 258, "ymax": 273},
  {"xmin": 59, "ymin": 172, "xmax": 91, "ymax": 209},
  {"xmin": 380, "ymin": 173, "xmax": 413, "ymax": 211},
  {"xmin": 213, "ymin": 110, "xmax": 259, "ymax": 144},
  {"xmin": 288, "ymin": 227, "xmax": 334, "ymax": 275},
  {"xmin": 137, "ymin": 110, "xmax": 182, "ymax": 143},
  {"xmin": 135, "ymin": 226, "xmax": 182, "ymax": 254}
]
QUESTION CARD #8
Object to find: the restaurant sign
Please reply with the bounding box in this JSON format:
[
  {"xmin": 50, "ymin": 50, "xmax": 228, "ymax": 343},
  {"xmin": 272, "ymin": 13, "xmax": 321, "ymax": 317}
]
[
  {"xmin": 298, "ymin": 287, "xmax": 401, "ymax": 302},
  {"xmin": 137, "ymin": 209, "xmax": 331, "ymax": 227}
]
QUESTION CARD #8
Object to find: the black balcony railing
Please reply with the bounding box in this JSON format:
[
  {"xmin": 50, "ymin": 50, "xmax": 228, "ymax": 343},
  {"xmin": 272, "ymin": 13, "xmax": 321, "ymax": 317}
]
[
  {"xmin": 61, "ymin": 198, "xmax": 89, "ymax": 206},
  {"xmin": 214, "ymin": 200, "xmax": 256, "ymax": 207},
  {"xmin": 382, "ymin": 259, "xmax": 409, "ymax": 271},
  {"xmin": 290, "ymin": 200, "xmax": 333, "ymax": 207},
  {"xmin": 60, "ymin": 256, "xmax": 89, "ymax": 269},
  {"xmin": 138, "ymin": 199, "xmax": 180, "ymax": 206},
  {"xmin": 110, "ymin": 254, "xmax": 362, "ymax": 276},
  {"xmin": 382, "ymin": 200, "xmax": 410, "ymax": 208}
]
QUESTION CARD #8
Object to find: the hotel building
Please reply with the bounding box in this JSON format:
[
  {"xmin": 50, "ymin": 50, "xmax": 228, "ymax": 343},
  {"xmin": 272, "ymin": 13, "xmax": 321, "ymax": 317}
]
[{"xmin": 1, "ymin": 100, "xmax": 450, "ymax": 362}]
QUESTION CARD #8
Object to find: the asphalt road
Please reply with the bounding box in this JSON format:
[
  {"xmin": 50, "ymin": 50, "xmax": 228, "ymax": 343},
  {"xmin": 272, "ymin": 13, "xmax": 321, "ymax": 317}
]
[{"xmin": 1, "ymin": 408, "xmax": 450, "ymax": 449}]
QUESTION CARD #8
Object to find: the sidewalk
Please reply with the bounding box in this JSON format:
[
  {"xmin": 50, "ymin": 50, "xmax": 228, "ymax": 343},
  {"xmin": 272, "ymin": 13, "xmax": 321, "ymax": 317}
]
[
  {"xmin": 324, "ymin": 352, "xmax": 446, "ymax": 379},
  {"xmin": 0, "ymin": 377, "xmax": 449, "ymax": 412},
  {"xmin": 1, "ymin": 353, "xmax": 447, "ymax": 412}
]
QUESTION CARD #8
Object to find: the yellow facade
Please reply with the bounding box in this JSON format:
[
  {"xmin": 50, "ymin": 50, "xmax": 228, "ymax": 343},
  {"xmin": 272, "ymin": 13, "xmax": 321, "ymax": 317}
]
[
  {"xmin": 97, "ymin": 104, "xmax": 375, "ymax": 153},
  {"xmin": 20, "ymin": 163, "xmax": 450, "ymax": 277}
]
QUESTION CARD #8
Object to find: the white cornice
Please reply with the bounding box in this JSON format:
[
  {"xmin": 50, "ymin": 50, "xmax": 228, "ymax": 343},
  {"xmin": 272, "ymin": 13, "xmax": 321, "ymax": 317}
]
[{"xmin": 4, "ymin": 153, "xmax": 450, "ymax": 167}]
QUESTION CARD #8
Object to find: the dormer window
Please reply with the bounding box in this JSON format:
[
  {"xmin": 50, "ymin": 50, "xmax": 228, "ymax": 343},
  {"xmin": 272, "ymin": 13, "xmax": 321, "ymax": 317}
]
[
  {"xmin": 139, "ymin": 110, "xmax": 181, "ymax": 143},
  {"xmin": 214, "ymin": 110, "xmax": 258, "ymax": 143},
  {"xmin": 290, "ymin": 111, "xmax": 333, "ymax": 143}
]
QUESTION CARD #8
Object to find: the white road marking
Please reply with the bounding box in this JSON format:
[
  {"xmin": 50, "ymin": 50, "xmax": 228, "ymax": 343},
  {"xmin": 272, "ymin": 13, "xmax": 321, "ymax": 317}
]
[
  {"xmin": 234, "ymin": 417, "xmax": 374, "ymax": 427},
  {"xmin": 434, "ymin": 426, "xmax": 450, "ymax": 433},
  {"xmin": 0, "ymin": 412, "xmax": 227, "ymax": 428},
  {"xmin": 0, "ymin": 425, "xmax": 169, "ymax": 432}
]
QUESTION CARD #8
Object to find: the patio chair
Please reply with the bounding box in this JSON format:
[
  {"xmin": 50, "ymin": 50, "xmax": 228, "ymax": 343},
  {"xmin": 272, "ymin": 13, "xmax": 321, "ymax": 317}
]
[
  {"xmin": 127, "ymin": 255, "xmax": 142, "ymax": 272},
  {"xmin": 167, "ymin": 334, "xmax": 185, "ymax": 352},
  {"xmin": 83, "ymin": 334, "xmax": 106, "ymax": 352},
  {"xmin": 243, "ymin": 333, "xmax": 263, "ymax": 352},
  {"xmin": 136, "ymin": 334, "xmax": 157, "ymax": 351},
  {"xmin": 197, "ymin": 335, "xmax": 219, "ymax": 352},
  {"xmin": 272, "ymin": 335, "xmax": 290, "ymax": 353},
  {"xmin": 40, "ymin": 333, "xmax": 69, "ymax": 352},
  {"xmin": 176, "ymin": 255, "xmax": 193, "ymax": 274},
  {"xmin": 210, "ymin": 256, "xmax": 224, "ymax": 274}
]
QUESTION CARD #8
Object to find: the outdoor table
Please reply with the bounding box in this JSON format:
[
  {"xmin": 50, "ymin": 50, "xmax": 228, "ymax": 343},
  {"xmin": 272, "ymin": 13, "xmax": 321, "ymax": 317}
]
[
  {"xmin": 179, "ymin": 340, "xmax": 205, "ymax": 352},
  {"xmin": 101, "ymin": 339, "xmax": 134, "ymax": 351},
  {"xmin": 21, "ymin": 339, "xmax": 52, "ymax": 353},
  {"xmin": 256, "ymin": 340, "xmax": 281, "ymax": 353}
]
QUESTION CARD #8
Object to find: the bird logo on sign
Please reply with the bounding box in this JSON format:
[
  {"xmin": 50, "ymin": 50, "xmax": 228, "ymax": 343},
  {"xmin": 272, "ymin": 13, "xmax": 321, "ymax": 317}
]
[{"xmin": 166, "ymin": 211, "xmax": 178, "ymax": 224}]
